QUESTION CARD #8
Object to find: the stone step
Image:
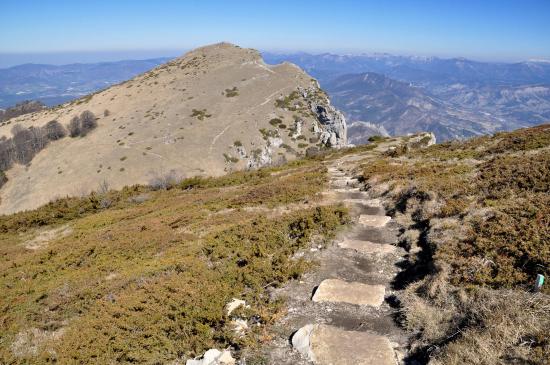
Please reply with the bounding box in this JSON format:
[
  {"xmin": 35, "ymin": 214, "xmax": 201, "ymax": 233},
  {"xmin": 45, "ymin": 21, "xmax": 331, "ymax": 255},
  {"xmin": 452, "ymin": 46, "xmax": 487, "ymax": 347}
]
[
  {"xmin": 358, "ymin": 214, "xmax": 391, "ymax": 228},
  {"xmin": 331, "ymin": 176, "xmax": 357, "ymax": 183},
  {"xmin": 338, "ymin": 239, "xmax": 397, "ymax": 255},
  {"xmin": 331, "ymin": 181, "xmax": 358, "ymax": 189},
  {"xmin": 312, "ymin": 279, "xmax": 385, "ymax": 307},
  {"xmin": 292, "ymin": 324, "xmax": 396, "ymax": 365},
  {"xmin": 342, "ymin": 198, "xmax": 381, "ymax": 207},
  {"xmin": 330, "ymin": 188, "xmax": 361, "ymax": 193}
]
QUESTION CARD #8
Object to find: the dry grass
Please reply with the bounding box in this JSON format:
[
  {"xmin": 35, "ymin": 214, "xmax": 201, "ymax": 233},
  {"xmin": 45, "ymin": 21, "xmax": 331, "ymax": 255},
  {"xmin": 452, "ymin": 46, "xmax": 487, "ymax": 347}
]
[
  {"xmin": 358, "ymin": 124, "xmax": 550, "ymax": 363},
  {"xmin": 0, "ymin": 158, "xmax": 349, "ymax": 364}
]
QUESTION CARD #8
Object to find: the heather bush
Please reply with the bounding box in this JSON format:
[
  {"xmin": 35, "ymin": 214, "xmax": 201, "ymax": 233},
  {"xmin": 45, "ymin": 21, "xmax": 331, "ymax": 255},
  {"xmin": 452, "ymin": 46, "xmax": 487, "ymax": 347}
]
[
  {"xmin": 44, "ymin": 120, "xmax": 66, "ymax": 140},
  {"xmin": 67, "ymin": 110, "xmax": 97, "ymax": 137},
  {"xmin": 67, "ymin": 116, "xmax": 81, "ymax": 137}
]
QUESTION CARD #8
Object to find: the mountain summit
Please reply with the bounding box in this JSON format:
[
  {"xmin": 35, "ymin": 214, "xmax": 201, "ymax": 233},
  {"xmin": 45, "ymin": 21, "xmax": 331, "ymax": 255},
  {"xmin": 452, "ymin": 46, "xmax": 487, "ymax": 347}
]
[{"xmin": 0, "ymin": 43, "xmax": 346, "ymax": 213}]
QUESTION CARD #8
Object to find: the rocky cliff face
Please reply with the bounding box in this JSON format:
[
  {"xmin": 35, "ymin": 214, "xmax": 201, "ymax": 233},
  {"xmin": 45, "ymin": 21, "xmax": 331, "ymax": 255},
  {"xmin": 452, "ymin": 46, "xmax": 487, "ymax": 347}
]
[{"xmin": 299, "ymin": 85, "xmax": 347, "ymax": 148}]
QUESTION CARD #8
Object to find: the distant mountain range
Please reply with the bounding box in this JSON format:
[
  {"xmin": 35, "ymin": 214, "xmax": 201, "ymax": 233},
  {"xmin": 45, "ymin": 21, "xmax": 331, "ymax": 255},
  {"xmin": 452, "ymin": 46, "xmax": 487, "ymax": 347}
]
[
  {"xmin": 262, "ymin": 52, "xmax": 550, "ymax": 86},
  {"xmin": 263, "ymin": 53, "xmax": 550, "ymax": 140},
  {"xmin": 324, "ymin": 72, "xmax": 517, "ymax": 141},
  {"xmin": 0, "ymin": 58, "xmax": 170, "ymax": 107},
  {"xmin": 1, "ymin": 51, "xmax": 549, "ymax": 141}
]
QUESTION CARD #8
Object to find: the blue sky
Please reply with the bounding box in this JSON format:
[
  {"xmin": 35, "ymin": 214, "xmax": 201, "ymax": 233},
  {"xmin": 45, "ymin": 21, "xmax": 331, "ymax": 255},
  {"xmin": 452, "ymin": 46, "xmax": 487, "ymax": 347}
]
[{"xmin": 1, "ymin": 0, "xmax": 549, "ymax": 66}]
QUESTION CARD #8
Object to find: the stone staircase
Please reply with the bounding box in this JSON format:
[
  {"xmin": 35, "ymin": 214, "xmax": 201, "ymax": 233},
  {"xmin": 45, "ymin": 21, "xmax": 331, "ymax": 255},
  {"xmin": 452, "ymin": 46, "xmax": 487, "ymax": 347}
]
[{"xmin": 267, "ymin": 158, "xmax": 408, "ymax": 364}]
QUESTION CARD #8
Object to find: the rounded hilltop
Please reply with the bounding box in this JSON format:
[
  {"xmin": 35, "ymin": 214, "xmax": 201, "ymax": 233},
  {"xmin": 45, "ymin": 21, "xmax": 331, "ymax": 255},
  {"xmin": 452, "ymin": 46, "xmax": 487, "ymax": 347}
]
[{"xmin": 0, "ymin": 42, "xmax": 346, "ymax": 214}]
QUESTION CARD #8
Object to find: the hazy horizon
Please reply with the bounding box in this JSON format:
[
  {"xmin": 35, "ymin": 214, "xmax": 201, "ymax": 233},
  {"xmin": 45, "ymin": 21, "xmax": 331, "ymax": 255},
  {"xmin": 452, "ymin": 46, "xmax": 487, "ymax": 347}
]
[
  {"xmin": 2, "ymin": 0, "xmax": 549, "ymax": 68},
  {"xmin": 2, "ymin": 45, "xmax": 550, "ymax": 69}
]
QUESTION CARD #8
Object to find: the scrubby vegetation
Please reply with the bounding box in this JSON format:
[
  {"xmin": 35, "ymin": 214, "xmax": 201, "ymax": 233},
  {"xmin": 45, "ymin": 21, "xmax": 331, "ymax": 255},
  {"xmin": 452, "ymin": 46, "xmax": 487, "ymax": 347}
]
[
  {"xmin": 259, "ymin": 128, "xmax": 279, "ymax": 140},
  {"xmin": 275, "ymin": 91, "xmax": 301, "ymax": 110},
  {"xmin": 269, "ymin": 118, "xmax": 282, "ymax": 126},
  {"xmin": 190, "ymin": 108, "xmax": 212, "ymax": 120},
  {"xmin": 5, "ymin": 119, "xmax": 65, "ymax": 172},
  {"xmin": 0, "ymin": 157, "xmax": 348, "ymax": 364},
  {"xmin": 67, "ymin": 110, "xmax": 98, "ymax": 137},
  {"xmin": 357, "ymin": 124, "xmax": 550, "ymax": 364},
  {"xmin": 224, "ymin": 86, "xmax": 239, "ymax": 97},
  {"xmin": 0, "ymin": 120, "xmax": 68, "ymax": 185}
]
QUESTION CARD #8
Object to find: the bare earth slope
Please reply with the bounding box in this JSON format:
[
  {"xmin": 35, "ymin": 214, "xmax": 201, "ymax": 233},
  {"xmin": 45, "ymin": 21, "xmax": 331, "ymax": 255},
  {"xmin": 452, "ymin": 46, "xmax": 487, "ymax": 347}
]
[{"xmin": 0, "ymin": 43, "xmax": 346, "ymax": 214}]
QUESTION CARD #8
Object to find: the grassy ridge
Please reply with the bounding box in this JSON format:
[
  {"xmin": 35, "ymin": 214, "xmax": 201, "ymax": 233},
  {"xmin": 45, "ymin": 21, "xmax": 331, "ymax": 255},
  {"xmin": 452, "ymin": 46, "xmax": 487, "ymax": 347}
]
[
  {"xmin": 358, "ymin": 124, "xmax": 550, "ymax": 364},
  {"xmin": 0, "ymin": 159, "xmax": 349, "ymax": 363}
]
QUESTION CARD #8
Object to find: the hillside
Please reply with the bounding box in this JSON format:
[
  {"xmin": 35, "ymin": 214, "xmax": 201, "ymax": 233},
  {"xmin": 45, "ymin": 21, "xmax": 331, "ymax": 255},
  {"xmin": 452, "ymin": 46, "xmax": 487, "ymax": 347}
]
[
  {"xmin": 0, "ymin": 43, "xmax": 346, "ymax": 214},
  {"xmin": 325, "ymin": 72, "xmax": 516, "ymax": 141},
  {"xmin": 354, "ymin": 124, "xmax": 550, "ymax": 364},
  {"xmin": 0, "ymin": 125, "xmax": 547, "ymax": 364}
]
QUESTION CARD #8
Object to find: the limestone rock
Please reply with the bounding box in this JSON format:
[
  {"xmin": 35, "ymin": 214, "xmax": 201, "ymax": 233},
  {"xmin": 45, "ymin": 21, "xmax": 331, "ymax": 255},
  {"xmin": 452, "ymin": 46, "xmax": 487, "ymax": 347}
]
[
  {"xmin": 293, "ymin": 324, "xmax": 396, "ymax": 365},
  {"xmin": 358, "ymin": 214, "xmax": 391, "ymax": 228},
  {"xmin": 186, "ymin": 349, "xmax": 235, "ymax": 365},
  {"xmin": 408, "ymin": 132, "xmax": 436, "ymax": 147},
  {"xmin": 300, "ymin": 86, "xmax": 347, "ymax": 148},
  {"xmin": 338, "ymin": 239, "xmax": 396, "ymax": 255},
  {"xmin": 342, "ymin": 198, "xmax": 381, "ymax": 207},
  {"xmin": 225, "ymin": 298, "xmax": 246, "ymax": 316},
  {"xmin": 312, "ymin": 279, "xmax": 385, "ymax": 307},
  {"xmin": 291, "ymin": 324, "xmax": 317, "ymax": 361}
]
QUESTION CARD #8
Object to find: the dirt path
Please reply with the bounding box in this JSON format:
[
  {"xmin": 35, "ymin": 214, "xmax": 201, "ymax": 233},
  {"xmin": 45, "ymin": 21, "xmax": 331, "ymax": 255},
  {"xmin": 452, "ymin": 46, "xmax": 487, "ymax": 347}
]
[{"xmin": 262, "ymin": 153, "xmax": 410, "ymax": 364}]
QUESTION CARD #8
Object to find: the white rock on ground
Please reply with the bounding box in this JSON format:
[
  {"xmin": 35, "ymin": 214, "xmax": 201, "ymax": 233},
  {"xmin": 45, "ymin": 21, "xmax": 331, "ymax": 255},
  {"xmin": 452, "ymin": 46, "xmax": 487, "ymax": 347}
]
[
  {"xmin": 338, "ymin": 239, "xmax": 396, "ymax": 255},
  {"xmin": 293, "ymin": 324, "xmax": 396, "ymax": 365},
  {"xmin": 291, "ymin": 324, "xmax": 317, "ymax": 361},
  {"xmin": 225, "ymin": 298, "xmax": 246, "ymax": 316},
  {"xmin": 186, "ymin": 349, "xmax": 235, "ymax": 365},
  {"xmin": 358, "ymin": 214, "xmax": 391, "ymax": 228},
  {"xmin": 312, "ymin": 279, "xmax": 385, "ymax": 307}
]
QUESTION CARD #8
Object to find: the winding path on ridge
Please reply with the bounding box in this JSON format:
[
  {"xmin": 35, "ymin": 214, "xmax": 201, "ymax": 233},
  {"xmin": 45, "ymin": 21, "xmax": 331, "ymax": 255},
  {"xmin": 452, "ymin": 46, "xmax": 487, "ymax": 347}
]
[{"xmin": 264, "ymin": 148, "xmax": 411, "ymax": 364}]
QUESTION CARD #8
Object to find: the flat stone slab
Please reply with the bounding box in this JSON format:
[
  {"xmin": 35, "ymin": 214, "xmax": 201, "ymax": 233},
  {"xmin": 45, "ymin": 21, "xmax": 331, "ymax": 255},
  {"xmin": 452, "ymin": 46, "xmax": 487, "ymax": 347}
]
[
  {"xmin": 343, "ymin": 198, "xmax": 381, "ymax": 207},
  {"xmin": 331, "ymin": 178, "xmax": 357, "ymax": 186},
  {"xmin": 312, "ymin": 279, "xmax": 385, "ymax": 307},
  {"xmin": 292, "ymin": 324, "xmax": 396, "ymax": 365},
  {"xmin": 329, "ymin": 172, "xmax": 346, "ymax": 177},
  {"xmin": 331, "ymin": 188, "xmax": 361, "ymax": 193},
  {"xmin": 358, "ymin": 214, "xmax": 391, "ymax": 228},
  {"xmin": 338, "ymin": 239, "xmax": 397, "ymax": 255}
]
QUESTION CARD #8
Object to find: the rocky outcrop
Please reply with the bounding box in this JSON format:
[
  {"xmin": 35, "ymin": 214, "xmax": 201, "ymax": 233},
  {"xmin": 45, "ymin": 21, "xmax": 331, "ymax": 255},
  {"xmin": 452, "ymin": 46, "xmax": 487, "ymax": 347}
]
[
  {"xmin": 300, "ymin": 85, "xmax": 347, "ymax": 148},
  {"xmin": 347, "ymin": 121, "xmax": 389, "ymax": 145},
  {"xmin": 407, "ymin": 132, "xmax": 436, "ymax": 148}
]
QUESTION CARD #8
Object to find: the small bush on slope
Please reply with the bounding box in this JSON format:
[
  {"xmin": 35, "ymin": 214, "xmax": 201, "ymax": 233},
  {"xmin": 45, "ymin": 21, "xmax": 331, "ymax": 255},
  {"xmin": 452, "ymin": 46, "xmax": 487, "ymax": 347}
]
[{"xmin": 67, "ymin": 110, "xmax": 97, "ymax": 137}]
